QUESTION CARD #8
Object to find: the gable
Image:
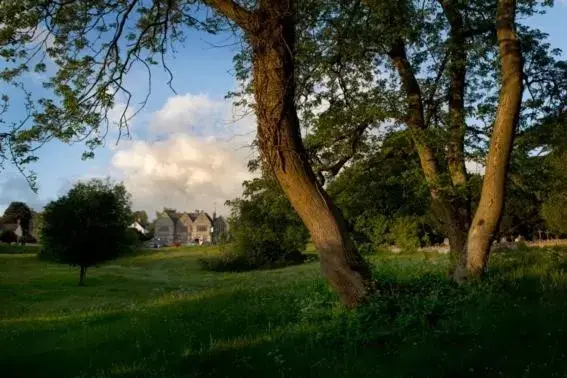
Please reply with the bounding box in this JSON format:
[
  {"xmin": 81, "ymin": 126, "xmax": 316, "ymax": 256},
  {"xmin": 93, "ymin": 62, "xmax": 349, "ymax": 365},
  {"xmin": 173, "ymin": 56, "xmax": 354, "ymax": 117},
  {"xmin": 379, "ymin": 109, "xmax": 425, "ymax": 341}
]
[
  {"xmin": 178, "ymin": 213, "xmax": 193, "ymax": 226},
  {"xmin": 195, "ymin": 212, "xmax": 212, "ymax": 226},
  {"xmin": 155, "ymin": 216, "xmax": 174, "ymax": 228}
]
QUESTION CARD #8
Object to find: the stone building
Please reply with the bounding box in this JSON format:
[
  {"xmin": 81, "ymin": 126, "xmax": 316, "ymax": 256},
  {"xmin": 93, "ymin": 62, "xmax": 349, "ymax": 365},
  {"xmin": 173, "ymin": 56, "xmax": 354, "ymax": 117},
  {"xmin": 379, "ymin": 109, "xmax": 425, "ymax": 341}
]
[{"xmin": 153, "ymin": 210, "xmax": 228, "ymax": 246}]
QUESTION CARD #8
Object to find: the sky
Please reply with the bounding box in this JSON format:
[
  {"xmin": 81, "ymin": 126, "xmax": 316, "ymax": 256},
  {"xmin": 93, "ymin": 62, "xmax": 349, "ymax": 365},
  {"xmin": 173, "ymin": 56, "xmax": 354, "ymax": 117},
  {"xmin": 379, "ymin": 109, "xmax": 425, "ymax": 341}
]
[{"xmin": 1, "ymin": 2, "xmax": 567, "ymax": 218}]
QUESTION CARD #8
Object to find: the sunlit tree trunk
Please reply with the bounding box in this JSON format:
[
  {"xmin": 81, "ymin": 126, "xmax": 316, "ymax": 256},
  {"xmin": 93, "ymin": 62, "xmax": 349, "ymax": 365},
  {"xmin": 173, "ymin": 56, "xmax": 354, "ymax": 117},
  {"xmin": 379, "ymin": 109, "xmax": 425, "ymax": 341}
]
[
  {"xmin": 464, "ymin": 0, "xmax": 523, "ymax": 278},
  {"xmin": 210, "ymin": 0, "xmax": 373, "ymax": 307}
]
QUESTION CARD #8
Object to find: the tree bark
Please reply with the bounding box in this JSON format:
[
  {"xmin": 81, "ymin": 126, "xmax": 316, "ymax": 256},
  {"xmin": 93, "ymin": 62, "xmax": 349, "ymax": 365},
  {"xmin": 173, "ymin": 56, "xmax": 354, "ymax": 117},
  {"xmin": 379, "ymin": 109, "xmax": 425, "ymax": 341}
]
[
  {"xmin": 235, "ymin": 1, "xmax": 373, "ymax": 307},
  {"xmin": 79, "ymin": 266, "xmax": 87, "ymax": 286},
  {"xmin": 439, "ymin": 0, "xmax": 471, "ymax": 278},
  {"xmin": 388, "ymin": 39, "xmax": 468, "ymax": 273},
  {"xmin": 464, "ymin": 0, "xmax": 523, "ymax": 278}
]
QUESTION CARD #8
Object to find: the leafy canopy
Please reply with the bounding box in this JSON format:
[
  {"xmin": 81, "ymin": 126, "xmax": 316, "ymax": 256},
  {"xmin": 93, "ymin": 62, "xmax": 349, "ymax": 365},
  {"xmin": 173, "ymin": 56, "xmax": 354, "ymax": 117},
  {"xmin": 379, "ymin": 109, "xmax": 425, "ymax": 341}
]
[{"xmin": 40, "ymin": 178, "xmax": 133, "ymax": 273}]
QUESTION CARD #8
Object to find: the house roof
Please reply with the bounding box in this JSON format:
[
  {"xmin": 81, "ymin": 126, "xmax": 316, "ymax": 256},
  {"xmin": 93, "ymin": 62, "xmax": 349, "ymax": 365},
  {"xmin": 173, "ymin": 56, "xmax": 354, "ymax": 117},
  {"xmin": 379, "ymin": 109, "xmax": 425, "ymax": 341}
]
[
  {"xmin": 157, "ymin": 210, "xmax": 215, "ymax": 224},
  {"xmin": 197, "ymin": 212, "xmax": 213, "ymax": 223}
]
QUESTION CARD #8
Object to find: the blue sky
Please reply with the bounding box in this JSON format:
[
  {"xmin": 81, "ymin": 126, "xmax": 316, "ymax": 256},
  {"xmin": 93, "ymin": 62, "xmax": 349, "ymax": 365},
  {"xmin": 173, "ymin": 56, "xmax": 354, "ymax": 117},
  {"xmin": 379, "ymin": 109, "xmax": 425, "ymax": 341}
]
[{"xmin": 1, "ymin": 2, "xmax": 567, "ymax": 217}]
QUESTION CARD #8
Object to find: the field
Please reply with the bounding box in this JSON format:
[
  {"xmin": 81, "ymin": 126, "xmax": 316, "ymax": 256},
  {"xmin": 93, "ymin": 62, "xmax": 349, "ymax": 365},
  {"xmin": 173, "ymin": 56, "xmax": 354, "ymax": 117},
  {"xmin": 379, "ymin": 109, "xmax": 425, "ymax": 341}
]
[{"xmin": 0, "ymin": 245, "xmax": 566, "ymax": 377}]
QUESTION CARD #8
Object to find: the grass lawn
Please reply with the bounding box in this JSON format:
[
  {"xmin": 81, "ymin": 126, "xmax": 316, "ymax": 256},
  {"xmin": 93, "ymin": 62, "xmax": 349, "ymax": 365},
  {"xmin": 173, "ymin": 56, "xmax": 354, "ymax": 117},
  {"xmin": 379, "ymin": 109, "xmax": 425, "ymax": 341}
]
[{"xmin": 0, "ymin": 244, "xmax": 566, "ymax": 377}]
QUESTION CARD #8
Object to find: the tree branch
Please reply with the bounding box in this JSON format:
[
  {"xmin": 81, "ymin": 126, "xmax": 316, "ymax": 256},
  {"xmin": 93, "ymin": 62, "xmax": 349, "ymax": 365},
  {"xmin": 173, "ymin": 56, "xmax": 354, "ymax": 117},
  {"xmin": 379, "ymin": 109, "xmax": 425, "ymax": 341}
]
[
  {"xmin": 387, "ymin": 39, "xmax": 426, "ymax": 130},
  {"xmin": 204, "ymin": 0, "xmax": 256, "ymax": 31}
]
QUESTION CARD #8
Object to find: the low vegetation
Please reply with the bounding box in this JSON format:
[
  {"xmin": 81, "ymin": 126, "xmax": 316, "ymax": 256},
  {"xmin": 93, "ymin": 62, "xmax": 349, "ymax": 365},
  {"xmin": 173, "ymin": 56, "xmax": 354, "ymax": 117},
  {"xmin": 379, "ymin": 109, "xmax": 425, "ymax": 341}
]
[
  {"xmin": 0, "ymin": 245, "xmax": 565, "ymax": 377},
  {"xmin": 199, "ymin": 175, "xmax": 309, "ymax": 272}
]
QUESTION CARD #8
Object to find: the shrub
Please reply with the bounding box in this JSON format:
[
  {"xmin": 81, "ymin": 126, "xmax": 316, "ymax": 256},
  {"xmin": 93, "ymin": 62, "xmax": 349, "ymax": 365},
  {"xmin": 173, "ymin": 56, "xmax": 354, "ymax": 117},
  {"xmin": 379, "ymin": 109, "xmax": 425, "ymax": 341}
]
[
  {"xmin": 389, "ymin": 217, "xmax": 421, "ymax": 253},
  {"xmin": 199, "ymin": 241, "xmax": 307, "ymax": 272}
]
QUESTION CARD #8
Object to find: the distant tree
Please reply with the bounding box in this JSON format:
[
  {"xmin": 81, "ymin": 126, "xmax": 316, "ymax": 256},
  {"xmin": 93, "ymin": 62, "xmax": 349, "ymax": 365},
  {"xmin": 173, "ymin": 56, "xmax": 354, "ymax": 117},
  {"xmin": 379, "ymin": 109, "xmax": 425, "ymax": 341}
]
[
  {"xmin": 132, "ymin": 210, "xmax": 149, "ymax": 228},
  {"xmin": 327, "ymin": 132, "xmax": 442, "ymax": 249},
  {"xmin": 200, "ymin": 174, "xmax": 309, "ymax": 272},
  {"xmin": 541, "ymin": 193, "xmax": 567, "ymax": 235},
  {"xmin": 40, "ymin": 179, "xmax": 133, "ymax": 285},
  {"xmin": 2, "ymin": 201, "xmax": 32, "ymax": 236},
  {"xmin": 540, "ymin": 148, "xmax": 567, "ymax": 235}
]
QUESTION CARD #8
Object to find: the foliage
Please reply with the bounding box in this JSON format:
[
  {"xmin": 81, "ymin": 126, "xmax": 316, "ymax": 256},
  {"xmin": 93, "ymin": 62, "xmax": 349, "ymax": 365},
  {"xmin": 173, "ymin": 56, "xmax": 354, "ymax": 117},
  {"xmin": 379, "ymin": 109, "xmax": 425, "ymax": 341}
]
[
  {"xmin": 327, "ymin": 131, "xmax": 443, "ymax": 249},
  {"xmin": 0, "ymin": 0, "xmax": 226, "ymax": 179},
  {"xmin": 0, "ymin": 229, "xmax": 17, "ymax": 244},
  {"xmin": 200, "ymin": 175, "xmax": 309, "ymax": 272},
  {"xmin": 541, "ymin": 193, "xmax": 567, "ymax": 234},
  {"xmin": 132, "ymin": 210, "xmax": 149, "ymax": 228},
  {"xmin": 0, "ymin": 245, "xmax": 566, "ymax": 377},
  {"xmin": 354, "ymin": 214, "xmax": 390, "ymax": 248},
  {"xmin": 389, "ymin": 217, "xmax": 422, "ymax": 253},
  {"xmin": 39, "ymin": 178, "xmax": 133, "ymax": 284}
]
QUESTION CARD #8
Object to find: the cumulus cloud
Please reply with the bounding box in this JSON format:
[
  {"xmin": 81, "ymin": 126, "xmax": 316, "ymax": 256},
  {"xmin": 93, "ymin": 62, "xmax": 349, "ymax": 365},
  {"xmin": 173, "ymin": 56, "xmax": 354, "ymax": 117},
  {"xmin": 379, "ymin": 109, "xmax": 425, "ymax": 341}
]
[
  {"xmin": 110, "ymin": 92, "xmax": 256, "ymax": 218},
  {"xmin": 149, "ymin": 93, "xmax": 249, "ymax": 138}
]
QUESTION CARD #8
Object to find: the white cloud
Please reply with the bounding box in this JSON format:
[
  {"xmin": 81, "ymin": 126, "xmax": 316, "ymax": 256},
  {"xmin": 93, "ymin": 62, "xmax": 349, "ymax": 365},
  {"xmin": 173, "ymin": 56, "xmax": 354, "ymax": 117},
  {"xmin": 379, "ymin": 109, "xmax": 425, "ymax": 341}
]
[
  {"xmin": 465, "ymin": 160, "xmax": 485, "ymax": 175},
  {"xmin": 109, "ymin": 93, "xmax": 257, "ymax": 218},
  {"xmin": 149, "ymin": 93, "xmax": 249, "ymax": 138}
]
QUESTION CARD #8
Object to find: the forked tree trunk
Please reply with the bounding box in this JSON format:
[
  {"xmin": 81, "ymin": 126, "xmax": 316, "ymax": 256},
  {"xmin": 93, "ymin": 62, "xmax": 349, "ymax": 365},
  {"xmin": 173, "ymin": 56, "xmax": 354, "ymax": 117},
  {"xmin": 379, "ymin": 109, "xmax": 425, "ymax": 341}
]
[
  {"xmin": 441, "ymin": 0, "xmax": 471, "ymax": 279},
  {"xmin": 79, "ymin": 266, "xmax": 87, "ymax": 286},
  {"xmin": 244, "ymin": 2, "xmax": 372, "ymax": 307},
  {"xmin": 388, "ymin": 39, "xmax": 469, "ymax": 276},
  {"xmin": 464, "ymin": 0, "xmax": 523, "ymax": 277}
]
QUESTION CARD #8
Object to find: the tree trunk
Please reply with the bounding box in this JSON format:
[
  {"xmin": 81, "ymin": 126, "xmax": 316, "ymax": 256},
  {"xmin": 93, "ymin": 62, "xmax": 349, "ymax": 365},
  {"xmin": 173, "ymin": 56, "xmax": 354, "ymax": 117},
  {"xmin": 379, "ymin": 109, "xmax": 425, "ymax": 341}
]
[
  {"xmin": 247, "ymin": 1, "xmax": 373, "ymax": 307},
  {"xmin": 79, "ymin": 266, "xmax": 87, "ymax": 286},
  {"xmin": 465, "ymin": 0, "xmax": 523, "ymax": 277},
  {"xmin": 388, "ymin": 39, "xmax": 469, "ymax": 275},
  {"xmin": 441, "ymin": 1, "xmax": 471, "ymax": 279}
]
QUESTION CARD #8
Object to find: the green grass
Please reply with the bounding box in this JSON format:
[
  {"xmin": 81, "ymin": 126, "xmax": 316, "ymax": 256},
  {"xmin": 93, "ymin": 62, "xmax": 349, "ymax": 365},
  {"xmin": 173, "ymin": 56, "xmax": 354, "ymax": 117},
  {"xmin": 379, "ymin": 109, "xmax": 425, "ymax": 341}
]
[
  {"xmin": 0, "ymin": 245, "xmax": 566, "ymax": 377},
  {"xmin": 0, "ymin": 243, "xmax": 41, "ymax": 254}
]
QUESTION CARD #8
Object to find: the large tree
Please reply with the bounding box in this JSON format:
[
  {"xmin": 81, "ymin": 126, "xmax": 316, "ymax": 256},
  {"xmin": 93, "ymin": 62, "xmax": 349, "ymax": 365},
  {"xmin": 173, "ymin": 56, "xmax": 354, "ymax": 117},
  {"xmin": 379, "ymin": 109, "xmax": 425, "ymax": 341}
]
[
  {"xmin": 272, "ymin": 0, "xmax": 561, "ymax": 280},
  {"xmin": 0, "ymin": 1, "xmax": 372, "ymax": 307}
]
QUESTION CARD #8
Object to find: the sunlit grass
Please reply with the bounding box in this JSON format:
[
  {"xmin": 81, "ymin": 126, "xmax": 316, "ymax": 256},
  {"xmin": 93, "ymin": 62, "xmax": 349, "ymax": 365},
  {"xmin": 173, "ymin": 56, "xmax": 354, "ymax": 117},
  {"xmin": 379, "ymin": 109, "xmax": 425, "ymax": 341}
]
[{"xmin": 0, "ymin": 244, "xmax": 565, "ymax": 377}]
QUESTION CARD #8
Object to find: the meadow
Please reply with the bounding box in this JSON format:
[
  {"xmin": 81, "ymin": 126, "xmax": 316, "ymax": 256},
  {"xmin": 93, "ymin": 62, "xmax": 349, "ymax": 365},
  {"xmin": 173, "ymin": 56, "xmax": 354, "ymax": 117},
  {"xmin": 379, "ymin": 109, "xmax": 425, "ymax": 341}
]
[{"xmin": 0, "ymin": 244, "xmax": 566, "ymax": 377}]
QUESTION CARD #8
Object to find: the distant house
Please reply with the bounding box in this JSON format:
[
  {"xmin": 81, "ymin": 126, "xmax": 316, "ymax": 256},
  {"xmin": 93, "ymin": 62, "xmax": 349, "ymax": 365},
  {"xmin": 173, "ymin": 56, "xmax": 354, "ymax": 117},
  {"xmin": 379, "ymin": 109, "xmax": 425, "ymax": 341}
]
[
  {"xmin": 129, "ymin": 221, "xmax": 147, "ymax": 234},
  {"xmin": 0, "ymin": 220, "xmax": 23, "ymax": 243},
  {"xmin": 153, "ymin": 210, "xmax": 228, "ymax": 246}
]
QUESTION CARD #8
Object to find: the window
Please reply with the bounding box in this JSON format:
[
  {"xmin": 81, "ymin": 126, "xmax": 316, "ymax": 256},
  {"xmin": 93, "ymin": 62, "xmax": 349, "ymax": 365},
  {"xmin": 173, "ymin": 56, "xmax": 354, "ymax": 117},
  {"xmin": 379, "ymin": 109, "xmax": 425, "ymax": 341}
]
[
  {"xmin": 197, "ymin": 225, "xmax": 208, "ymax": 232},
  {"xmin": 158, "ymin": 226, "xmax": 169, "ymax": 232}
]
